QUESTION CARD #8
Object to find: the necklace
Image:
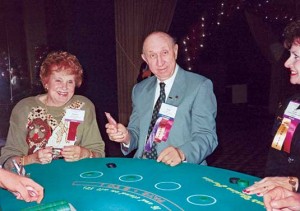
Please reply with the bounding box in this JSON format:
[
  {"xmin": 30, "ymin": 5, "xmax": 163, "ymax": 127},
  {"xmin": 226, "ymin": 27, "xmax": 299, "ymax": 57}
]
[{"xmin": 44, "ymin": 95, "xmax": 65, "ymax": 119}]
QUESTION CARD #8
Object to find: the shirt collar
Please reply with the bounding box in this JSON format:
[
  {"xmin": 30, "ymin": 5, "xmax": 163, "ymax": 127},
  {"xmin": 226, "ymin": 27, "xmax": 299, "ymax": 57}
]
[
  {"xmin": 156, "ymin": 64, "xmax": 178, "ymax": 87},
  {"xmin": 156, "ymin": 64, "xmax": 178, "ymax": 98}
]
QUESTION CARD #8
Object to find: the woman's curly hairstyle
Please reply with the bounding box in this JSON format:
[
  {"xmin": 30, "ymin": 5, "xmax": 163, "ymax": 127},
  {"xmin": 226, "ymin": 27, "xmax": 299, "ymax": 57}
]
[
  {"xmin": 40, "ymin": 51, "xmax": 83, "ymax": 88},
  {"xmin": 283, "ymin": 20, "xmax": 300, "ymax": 49}
]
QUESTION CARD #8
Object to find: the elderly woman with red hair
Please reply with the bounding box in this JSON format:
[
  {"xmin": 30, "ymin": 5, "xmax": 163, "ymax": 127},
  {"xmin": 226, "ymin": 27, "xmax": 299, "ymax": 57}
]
[{"xmin": 0, "ymin": 51, "xmax": 105, "ymax": 169}]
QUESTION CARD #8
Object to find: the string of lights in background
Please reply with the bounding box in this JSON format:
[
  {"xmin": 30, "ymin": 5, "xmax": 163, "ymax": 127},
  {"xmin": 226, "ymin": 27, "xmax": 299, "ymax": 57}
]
[{"xmin": 181, "ymin": 0, "xmax": 298, "ymax": 71}]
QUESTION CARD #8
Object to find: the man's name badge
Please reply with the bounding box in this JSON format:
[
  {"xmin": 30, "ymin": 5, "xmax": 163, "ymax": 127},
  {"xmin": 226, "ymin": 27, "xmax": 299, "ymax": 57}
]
[
  {"xmin": 272, "ymin": 101, "xmax": 300, "ymax": 153},
  {"xmin": 65, "ymin": 109, "xmax": 85, "ymax": 141},
  {"xmin": 154, "ymin": 103, "xmax": 177, "ymax": 143}
]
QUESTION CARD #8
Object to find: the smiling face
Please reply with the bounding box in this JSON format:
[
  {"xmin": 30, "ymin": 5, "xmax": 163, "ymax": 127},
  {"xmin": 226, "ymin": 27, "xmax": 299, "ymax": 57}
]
[
  {"xmin": 39, "ymin": 51, "xmax": 83, "ymax": 106},
  {"xmin": 45, "ymin": 71, "xmax": 76, "ymax": 106},
  {"xmin": 284, "ymin": 43, "xmax": 300, "ymax": 84},
  {"xmin": 141, "ymin": 32, "xmax": 178, "ymax": 81}
]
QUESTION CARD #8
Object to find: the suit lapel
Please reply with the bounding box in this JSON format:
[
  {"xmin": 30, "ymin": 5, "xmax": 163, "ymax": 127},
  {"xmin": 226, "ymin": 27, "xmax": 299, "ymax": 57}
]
[
  {"xmin": 166, "ymin": 68, "xmax": 186, "ymax": 107},
  {"xmin": 142, "ymin": 77, "xmax": 157, "ymax": 120}
]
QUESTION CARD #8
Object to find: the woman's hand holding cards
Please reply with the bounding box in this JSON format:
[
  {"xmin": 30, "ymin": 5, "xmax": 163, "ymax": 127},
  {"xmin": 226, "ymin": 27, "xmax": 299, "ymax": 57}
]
[{"xmin": 36, "ymin": 147, "xmax": 53, "ymax": 164}]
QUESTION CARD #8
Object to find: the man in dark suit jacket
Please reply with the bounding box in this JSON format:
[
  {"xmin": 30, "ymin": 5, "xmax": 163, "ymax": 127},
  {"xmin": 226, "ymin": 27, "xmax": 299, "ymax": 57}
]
[{"xmin": 106, "ymin": 31, "xmax": 218, "ymax": 166}]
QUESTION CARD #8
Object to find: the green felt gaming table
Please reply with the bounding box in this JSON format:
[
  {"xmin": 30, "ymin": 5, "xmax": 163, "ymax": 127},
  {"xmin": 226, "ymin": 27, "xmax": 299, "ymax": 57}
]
[{"xmin": 0, "ymin": 158, "xmax": 265, "ymax": 210}]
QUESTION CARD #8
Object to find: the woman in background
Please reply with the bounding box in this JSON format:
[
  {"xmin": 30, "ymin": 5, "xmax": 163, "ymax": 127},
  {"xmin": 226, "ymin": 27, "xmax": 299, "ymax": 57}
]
[{"xmin": 245, "ymin": 20, "xmax": 300, "ymax": 195}]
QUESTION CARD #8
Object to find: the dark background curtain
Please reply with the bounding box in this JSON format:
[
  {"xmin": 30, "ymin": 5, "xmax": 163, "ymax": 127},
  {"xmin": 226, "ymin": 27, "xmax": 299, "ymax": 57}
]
[{"xmin": 114, "ymin": 0, "xmax": 177, "ymax": 124}]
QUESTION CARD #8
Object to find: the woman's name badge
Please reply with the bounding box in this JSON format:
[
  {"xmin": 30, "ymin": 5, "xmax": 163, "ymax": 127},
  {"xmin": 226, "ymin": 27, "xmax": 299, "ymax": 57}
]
[
  {"xmin": 65, "ymin": 109, "xmax": 85, "ymax": 122},
  {"xmin": 271, "ymin": 101, "xmax": 300, "ymax": 152},
  {"xmin": 284, "ymin": 101, "xmax": 300, "ymax": 119},
  {"xmin": 154, "ymin": 103, "xmax": 177, "ymax": 143},
  {"xmin": 65, "ymin": 109, "xmax": 85, "ymax": 141}
]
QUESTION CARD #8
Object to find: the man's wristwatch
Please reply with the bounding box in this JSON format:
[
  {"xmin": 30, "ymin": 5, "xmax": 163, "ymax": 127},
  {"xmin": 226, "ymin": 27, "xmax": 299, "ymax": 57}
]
[{"xmin": 288, "ymin": 176, "xmax": 297, "ymax": 192}]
